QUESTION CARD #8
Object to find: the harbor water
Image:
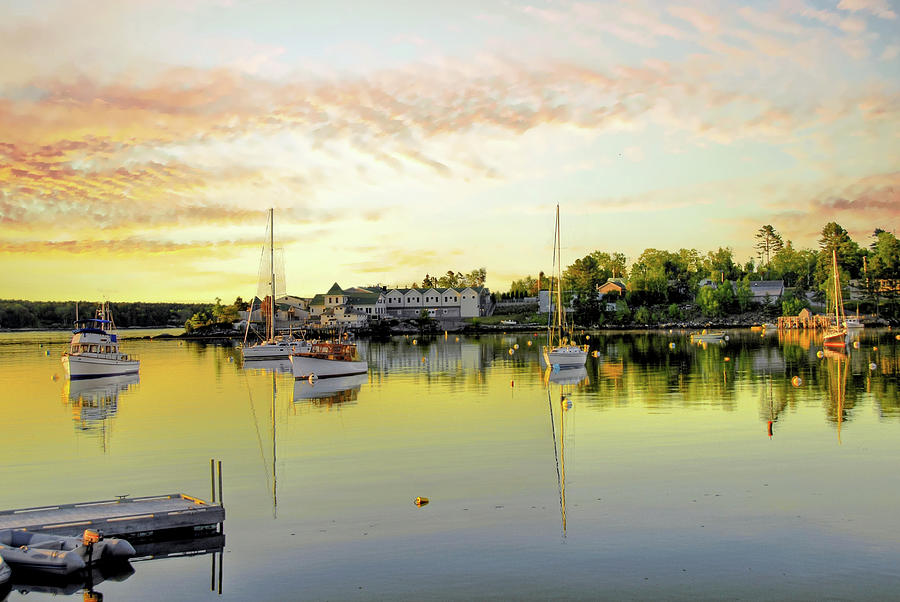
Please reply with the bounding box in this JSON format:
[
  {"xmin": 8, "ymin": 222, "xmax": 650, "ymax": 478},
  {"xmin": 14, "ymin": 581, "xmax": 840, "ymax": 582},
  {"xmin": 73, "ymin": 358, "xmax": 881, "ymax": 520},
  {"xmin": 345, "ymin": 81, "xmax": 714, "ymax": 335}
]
[{"xmin": 1, "ymin": 329, "xmax": 898, "ymax": 600}]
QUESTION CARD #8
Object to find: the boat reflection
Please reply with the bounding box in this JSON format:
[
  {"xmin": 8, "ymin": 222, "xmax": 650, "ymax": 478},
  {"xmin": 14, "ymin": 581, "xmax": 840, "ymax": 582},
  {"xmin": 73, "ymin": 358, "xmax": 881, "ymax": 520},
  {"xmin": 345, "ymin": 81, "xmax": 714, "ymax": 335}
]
[
  {"xmin": 63, "ymin": 374, "xmax": 140, "ymax": 451},
  {"xmin": 241, "ymin": 358, "xmax": 293, "ymax": 374},
  {"xmin": 545, "ymin": 365, "xmax": 588, "ymax": 386},
  {"xmin": 7, "ymin": 562, "xmax": 134, "ymax": 597},
  {"xmin": 292, "ymin": 373, "xmax": 368, "ymax": 406}
]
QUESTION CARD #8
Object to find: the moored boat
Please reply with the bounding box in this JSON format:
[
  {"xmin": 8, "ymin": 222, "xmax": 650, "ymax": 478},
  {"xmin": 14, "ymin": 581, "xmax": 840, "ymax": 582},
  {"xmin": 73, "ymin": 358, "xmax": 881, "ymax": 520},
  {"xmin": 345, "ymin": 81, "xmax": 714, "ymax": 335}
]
[
  {"xmin": 290, "ymin": 341, "xmax": 368, "ymax": 379},
  {"xmin": 823, "ymin": 249, "xmax": 848, "ymax": 349},
  {"xmin": 541, "ymin": 205, "xmax": 588, "ymax": 368},
  {"xmin": 242, "ymin": 208, "xmax": 309, "ymax": 361},
  {"xmin": 0, "ymin": 529, "xmax": 135, "ymax": 575},
  {"xmin": 690, "ymin": 330, "xmax": 726, "ymax": 343},
  {"xmin": 61, "ymin": 303, "xmax": 139, "ymax": 380}
]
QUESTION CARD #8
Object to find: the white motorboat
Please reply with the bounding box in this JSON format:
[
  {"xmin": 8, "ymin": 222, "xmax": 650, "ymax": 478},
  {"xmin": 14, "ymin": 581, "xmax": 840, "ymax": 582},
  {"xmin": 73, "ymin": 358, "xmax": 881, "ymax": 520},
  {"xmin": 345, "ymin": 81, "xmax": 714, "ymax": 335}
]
[
  {"xmin": 0, "ymin": 529, "xmax": 135, "ymax": 575},
  {"xmin": 690, "ymin": 330, "xmax": 726, "ymax": 343},
  {"xmin": 541, "ymin": 205, "xmax": 588, "ymax": 368},
  {"xmin": 290, "ymin": 342, "xmax": 368, "ymax": 379},
  {"xmin": 62, "ymin": 303, "xmax": 139, "ymax": 380}
]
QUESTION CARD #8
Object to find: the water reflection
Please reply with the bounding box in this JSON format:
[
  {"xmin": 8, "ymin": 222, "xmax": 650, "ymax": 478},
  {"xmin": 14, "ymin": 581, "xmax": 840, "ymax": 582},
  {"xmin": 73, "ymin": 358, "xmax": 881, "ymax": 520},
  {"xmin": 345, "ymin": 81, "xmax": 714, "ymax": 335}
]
[
  {"xmin": 241, "ymin": 358, "xmax": 292, "ymax": 374},
  {"xmin": 62, "ymin": 374, "xmax": 140, "ymax": 451},
  {"xmin": 292, "ymin": 373, "xmax": 368, "ymax": 406}
]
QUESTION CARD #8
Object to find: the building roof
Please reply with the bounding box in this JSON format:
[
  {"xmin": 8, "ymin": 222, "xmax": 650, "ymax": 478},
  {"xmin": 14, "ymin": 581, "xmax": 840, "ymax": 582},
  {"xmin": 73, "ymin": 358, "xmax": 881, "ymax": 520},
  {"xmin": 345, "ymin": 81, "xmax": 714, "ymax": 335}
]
[
  {"xmin": 310, "ymin": 294, "xmax": 325, "ymax": 305},
  {"xmin": 749, "ymin": 280, "xmax": 784, "ymax": 297},
  {"xmin": 346, "ymin": 292, "xmax": 382, "ymax": 305},
  {"xmin": 326, "ymin": 282, "xmax": 344, "ymax": 295}
]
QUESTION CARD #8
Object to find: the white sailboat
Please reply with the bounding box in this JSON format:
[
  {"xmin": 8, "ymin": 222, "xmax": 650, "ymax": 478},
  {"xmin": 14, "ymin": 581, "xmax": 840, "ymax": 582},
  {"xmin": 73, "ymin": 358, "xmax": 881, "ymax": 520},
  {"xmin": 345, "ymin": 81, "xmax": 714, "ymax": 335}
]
[
  {"xmin": 823, "ymin": 249, "xmax": 848, "ymax": 349},
  {"xmin": 542, "ymin": 204, "xmax": 588, "ymax": 367},
  {"xmin": 62, "ymin": 302, "xmax": 139, "ymax": 379},
  {"xmin": 242, "ymin": 208, "xmax": 309, "ymax": 361}
]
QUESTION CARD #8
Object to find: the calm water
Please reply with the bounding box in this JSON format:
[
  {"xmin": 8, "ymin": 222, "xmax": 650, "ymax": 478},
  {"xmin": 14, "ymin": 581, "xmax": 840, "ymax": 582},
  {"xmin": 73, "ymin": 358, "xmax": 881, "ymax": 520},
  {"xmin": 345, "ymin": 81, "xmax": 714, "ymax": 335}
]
[{"xmin": 1, "ymin": 329, "xmax": 898, "ymax": 601}]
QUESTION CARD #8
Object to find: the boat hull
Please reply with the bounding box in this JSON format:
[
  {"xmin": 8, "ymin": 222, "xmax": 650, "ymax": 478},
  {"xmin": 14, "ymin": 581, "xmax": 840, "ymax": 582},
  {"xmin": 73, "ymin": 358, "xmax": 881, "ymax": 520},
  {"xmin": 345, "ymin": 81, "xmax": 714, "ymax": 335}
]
[
  {"xmin": 542, "ymin": 345, "xmax": 588, "ymax": 367},
  {"xmin": 290, "ymin": 355, "xmax": 368, "ymax": 379},
  {"xmin": 62, "ymin": 355, "xmax": 140, "ymax": 379},
  {"xmin": 242, "ymin": 342, "xmax": 310, "ymax": 360},
  {"xmin": 823, "ymin": 330, "xmax": 848, "ymax": 348}
]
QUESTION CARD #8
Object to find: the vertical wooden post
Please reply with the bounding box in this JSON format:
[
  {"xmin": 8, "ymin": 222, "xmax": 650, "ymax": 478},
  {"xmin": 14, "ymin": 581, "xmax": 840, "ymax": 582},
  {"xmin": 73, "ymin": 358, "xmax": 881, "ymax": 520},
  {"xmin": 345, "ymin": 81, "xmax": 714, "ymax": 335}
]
[
  {"xmin": 210, "ymin": 459, "xmax": 216, "ymax": 503},
  {"xmin": 217, "ymin": 460, "xmax": 224, "ymax": 504}
]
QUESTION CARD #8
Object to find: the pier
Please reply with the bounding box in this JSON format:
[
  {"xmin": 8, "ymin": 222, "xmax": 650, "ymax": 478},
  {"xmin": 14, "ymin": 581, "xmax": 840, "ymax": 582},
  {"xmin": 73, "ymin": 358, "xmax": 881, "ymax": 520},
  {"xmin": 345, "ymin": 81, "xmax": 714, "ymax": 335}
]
[{"xmin": 0, "ymin": 493, "xmax": 224, "ymax": 539}]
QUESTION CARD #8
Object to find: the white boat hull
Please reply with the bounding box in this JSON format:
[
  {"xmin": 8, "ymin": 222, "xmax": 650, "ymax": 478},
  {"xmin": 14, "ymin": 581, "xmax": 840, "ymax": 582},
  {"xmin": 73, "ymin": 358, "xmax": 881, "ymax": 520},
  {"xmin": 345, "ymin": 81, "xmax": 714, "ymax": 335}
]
[
  {"xmin": 290, "ymin": 355, "xmax": 368, "ymax": 378},
  {"xmin": 242, "ymin": 340, "xmax": 310, "ymax": 360},
  {"xmin": 542, "ymin": 345, "xmax": 588, "ymax": 367},
  {"xmin": 62, "ymin": 355, "xmax": 140, "ymax": 379}
]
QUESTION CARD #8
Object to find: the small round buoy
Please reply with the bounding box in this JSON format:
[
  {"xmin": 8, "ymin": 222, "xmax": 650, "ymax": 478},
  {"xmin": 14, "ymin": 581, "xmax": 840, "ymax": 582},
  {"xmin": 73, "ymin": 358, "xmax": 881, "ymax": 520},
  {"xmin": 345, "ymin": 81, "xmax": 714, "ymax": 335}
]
[
  {"xmin": 527, "ymin": 340, "xmax": 532, "ymax": 346},
  {"xmin": 817, "ymin": 350, "xmax": 824, "ymax": 358},
  {"xmin": 585, "ymin": 335, "xmax": 590, "ymax": 340},
  {"xmin": 412, "ymin": 339, "xmax": 417, "ymax": 345},
  {"xmin": 455, "ymin": 337, "xmax": 459, "ymax": 342},
  {"xmin": 724, "ymin": 357, "xmax": 730, "ymax": 362},
  {"xmin": 45, "ymin": 350, "xmax": 50, "ymax": 356},
  {"xmin": 895, "ymin": 334, "xmax": 900, "ymax": 341},
  {"xmin": 668, "ymin": 342, "xmax": 675, "ymax": 349},
  {"xmin": 508, "ymin": 348, "xmax": 514, "ymax": 355},
  {"xmin": 724, "ymin": 335, "xmax": 730, "ymax": 341},
  {"xmin": 791, "ymin": 376, "xmax": 802, "ymax": 387},
  {"xmin": 415, "ymin": 496, "xmax": 429, "ymax": 506},
  {"xmin": 592, "ymin": 350, "xmax": 599, "ymax": 357},
  {"xmin": 669, "ymin": 329, "xmax": 673, "ymax": 334},
  {"xmin": 853, "ymin": 341, "xmax": 859, "ymax": 349},
  {"xmin": 513, "ymin": 344, "xmax": 519, "ymax": 350},
  {"xmin": 873, "ymin": 346, "xmax": 878, "ymax": 351},
  {"xmin": 51, "ymin": 374, "xmax": 59, "ymax": 381},
  {"xmin": 421, "ymin": 357, "xmax": 426, "ymax": 363},
  {"xmin": 869, "ymin": 362, "xmax": 877, "ymax": 371},
  {"xmin": 308, "ymin": 373, "xmax": 317, "ymax": 383}
]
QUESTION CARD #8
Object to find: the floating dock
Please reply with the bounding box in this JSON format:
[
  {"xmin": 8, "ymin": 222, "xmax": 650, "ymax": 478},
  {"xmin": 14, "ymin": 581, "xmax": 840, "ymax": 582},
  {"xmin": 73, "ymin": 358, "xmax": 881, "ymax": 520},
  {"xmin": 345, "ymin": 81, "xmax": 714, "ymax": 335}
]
[{"xmin": 0, "ymin": 493, "xmax": 224, "ymax": 539}]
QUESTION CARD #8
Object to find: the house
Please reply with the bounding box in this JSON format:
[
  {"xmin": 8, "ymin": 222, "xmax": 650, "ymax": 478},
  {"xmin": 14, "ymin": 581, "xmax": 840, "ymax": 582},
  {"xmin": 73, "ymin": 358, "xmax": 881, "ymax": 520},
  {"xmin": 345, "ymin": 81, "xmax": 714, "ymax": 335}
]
[
  {"xmin": 597, "ymin": 278, "xmax": 627, "ymax": 297},
  {"xmin": 746, "ymin": 280, "xmax": 784, "ymax": 304},
  {"xmin": 382, "ymin": 286, "xmax": 492, "ymax": 319},
  {"xmin": 308, "ymin": 283, "xmax": 386, "ymax": 327}
]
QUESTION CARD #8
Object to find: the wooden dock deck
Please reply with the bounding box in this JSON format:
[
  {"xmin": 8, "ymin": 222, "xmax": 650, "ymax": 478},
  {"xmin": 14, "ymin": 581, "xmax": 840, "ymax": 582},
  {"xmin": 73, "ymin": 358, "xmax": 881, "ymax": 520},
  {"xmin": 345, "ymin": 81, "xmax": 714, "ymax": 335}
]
[{"xmin": 0, "ymin": 493, "xmax": 224, "ymax": 538}]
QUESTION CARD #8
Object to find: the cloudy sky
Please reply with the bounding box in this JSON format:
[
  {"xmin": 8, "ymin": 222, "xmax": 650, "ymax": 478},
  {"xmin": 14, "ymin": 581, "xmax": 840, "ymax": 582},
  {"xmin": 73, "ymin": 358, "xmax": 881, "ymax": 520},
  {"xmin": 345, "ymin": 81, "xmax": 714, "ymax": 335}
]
[{"xmin": 1, "ymin": 0, "xmax": 898, "ymax": 302}]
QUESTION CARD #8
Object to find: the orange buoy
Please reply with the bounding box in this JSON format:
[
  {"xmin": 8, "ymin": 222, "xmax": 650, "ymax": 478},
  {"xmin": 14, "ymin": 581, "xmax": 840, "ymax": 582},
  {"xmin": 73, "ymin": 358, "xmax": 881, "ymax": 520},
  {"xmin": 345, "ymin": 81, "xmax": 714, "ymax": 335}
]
[
  {"xmin": 791, "ymin": 376, "xmax": 802, "ymax": 387},
  {"xmin": 415, "ymin": 496, "xmax": 429, "ymax": 506}
]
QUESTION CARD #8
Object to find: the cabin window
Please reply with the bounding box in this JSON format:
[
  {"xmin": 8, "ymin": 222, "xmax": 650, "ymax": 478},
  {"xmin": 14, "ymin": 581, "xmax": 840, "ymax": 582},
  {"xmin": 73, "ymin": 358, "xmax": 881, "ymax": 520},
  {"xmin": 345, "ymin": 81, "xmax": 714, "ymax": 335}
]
[
  {"xmin": 89, "ymin": 345, "xmax": 98, "ymax": 352},
  {"xmin": 71, "ymin": 345, "xmax": 78, "ymax": 353}
]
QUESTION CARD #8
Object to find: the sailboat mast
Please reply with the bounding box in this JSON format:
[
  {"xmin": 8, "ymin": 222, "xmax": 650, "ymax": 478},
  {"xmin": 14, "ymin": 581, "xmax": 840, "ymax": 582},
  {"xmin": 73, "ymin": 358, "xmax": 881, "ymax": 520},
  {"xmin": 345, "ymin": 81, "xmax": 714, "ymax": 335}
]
[
  {"xmin": 556, "ymin": 205, "xmax": 563, "ymax": 345},
  {"xmin": 269, "ymin": 208, "xmax": 276, "ymax": 342}
]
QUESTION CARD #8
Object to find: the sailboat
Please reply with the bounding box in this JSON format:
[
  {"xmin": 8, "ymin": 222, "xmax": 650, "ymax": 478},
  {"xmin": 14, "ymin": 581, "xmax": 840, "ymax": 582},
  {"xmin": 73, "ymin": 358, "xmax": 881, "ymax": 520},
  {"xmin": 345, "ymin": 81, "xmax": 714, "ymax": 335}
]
[
  {"xmin": 242, "ymin": 209, "xmax": 309, "ymax": 361},
  {"xmin": 823, "ymin": 249, "xmax": 848, "ymax": 349},
  {"xmin": 541, "ymin": 205, "xmax": 588, "ymax": 367}
]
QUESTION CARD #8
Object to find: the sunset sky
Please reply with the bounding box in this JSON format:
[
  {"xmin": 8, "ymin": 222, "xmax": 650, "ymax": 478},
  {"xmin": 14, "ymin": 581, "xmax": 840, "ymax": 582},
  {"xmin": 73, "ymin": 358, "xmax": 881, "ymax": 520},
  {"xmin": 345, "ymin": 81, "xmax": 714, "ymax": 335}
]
[{"xmin": 1, "ymin": 0, "xmax": 898, "ymax": 302}]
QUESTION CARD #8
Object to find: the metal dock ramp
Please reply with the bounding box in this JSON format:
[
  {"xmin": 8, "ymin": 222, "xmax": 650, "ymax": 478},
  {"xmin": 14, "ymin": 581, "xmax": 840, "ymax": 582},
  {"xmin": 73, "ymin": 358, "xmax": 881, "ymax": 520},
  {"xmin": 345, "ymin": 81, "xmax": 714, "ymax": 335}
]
[{"xmin": 0, "ymin": 493, "xmax": 225, "ymax": 538}]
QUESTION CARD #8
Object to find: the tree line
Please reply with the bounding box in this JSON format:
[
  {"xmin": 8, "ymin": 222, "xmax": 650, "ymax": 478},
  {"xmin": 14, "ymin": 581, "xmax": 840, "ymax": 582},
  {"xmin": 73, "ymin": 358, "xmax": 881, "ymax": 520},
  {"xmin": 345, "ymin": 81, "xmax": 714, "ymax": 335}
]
[
  {"xmin": 0, "ymin": 300, "xmax": 215, "ymax": 330},
  {"xmin": 505, "ymin": 222, "xmax": 900, "ymax": 325}
]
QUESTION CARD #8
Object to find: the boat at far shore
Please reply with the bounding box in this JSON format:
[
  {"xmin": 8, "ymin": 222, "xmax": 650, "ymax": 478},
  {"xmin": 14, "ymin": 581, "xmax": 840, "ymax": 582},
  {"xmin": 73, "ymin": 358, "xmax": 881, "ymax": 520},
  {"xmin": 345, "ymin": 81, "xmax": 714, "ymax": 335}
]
[
  {"xmin": 62, "ymin": 303, "xmax": 139, "ymax": 380},
  {"xmin": 690, "ymin": 330, "xmax": 726, "ymax": 343}
]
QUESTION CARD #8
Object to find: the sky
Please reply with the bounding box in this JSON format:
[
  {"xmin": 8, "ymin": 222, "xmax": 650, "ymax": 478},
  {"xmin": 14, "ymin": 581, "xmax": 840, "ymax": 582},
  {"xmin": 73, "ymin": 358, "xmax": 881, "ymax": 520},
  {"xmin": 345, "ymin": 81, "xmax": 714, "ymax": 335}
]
[{"xmin": 1, "ymin": 0, "xmax": 898, "ymax": 302}]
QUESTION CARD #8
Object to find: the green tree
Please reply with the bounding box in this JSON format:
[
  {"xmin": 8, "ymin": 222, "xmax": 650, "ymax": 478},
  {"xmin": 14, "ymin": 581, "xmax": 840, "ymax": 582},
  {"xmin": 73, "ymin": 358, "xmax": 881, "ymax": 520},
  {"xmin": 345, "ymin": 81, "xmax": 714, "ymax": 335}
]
[
  {"xmin": 703, "ymin": 247, "xmax": 738, "ymax": 282},
  {"xmin": 781, "ymin": 290, "xmax": 809, "ymax": 316},
  {"xmin": 696, "ymin": 286, "xmax": 722, "ymax": 317},
  {"xmin": 755, "ymin": 225, "xmax": 784, "ymax": 277},
  {"xmin": 634, "ymin": 306, "xmax": 651, "ymax": 325},
  {"xmin": 563, "ymin": 254, "xmax": 609, "ymax": 295},
  {"xmin": 735, "ymin": 278, "xmax": 753, "ymax": 311},
  {"xmin": 869, "ymin": 230, "xmax": 900, "ymax": 279},
  {"xmin": 589, "ymin": 251, "xmax": 628, "ymax": 279}
]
